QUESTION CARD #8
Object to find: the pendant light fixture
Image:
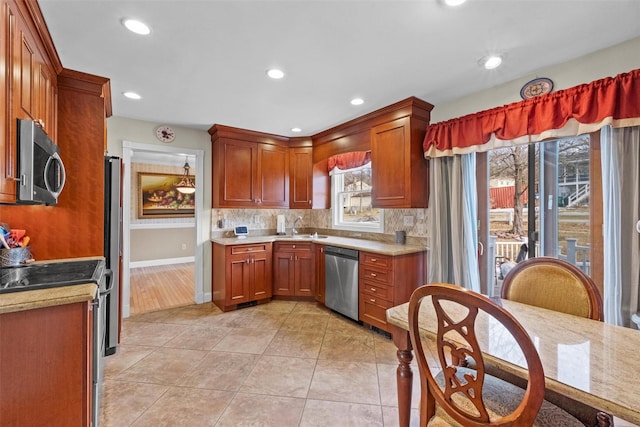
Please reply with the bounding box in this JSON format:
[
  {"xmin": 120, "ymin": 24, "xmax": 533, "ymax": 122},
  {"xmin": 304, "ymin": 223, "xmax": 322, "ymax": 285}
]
[{"xmin": 175, "ymin": 157, "xmax": 195, "ymax": 194}]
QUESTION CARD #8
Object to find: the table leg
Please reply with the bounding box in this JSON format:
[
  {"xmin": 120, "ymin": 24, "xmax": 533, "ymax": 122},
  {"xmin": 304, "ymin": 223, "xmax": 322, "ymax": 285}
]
[{"xmin": 391, "ymin": 326, "xmax": 413, "ymax": 427}]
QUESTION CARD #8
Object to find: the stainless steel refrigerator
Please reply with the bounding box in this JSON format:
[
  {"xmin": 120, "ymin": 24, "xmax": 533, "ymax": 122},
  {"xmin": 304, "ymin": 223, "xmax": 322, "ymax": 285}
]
[{"xmin": 104, "ymin": 156, "xmax": 121, "ymax": 355}]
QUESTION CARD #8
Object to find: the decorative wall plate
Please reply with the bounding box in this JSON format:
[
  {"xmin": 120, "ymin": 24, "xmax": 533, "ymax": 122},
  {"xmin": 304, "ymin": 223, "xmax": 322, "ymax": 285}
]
[
  {"xmin": 155, "ymin": 125, "xmax": 175, "ymax": 143},
  {"xmin": 520, "ymin": 77, "xmax": 554, "ymax": 99}
]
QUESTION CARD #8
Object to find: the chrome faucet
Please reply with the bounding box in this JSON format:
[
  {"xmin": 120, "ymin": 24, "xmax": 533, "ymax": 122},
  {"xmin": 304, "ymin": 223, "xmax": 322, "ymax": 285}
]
[{"xmin": 292, "ymin": 216, "xmax": 303, "ymax": 236}]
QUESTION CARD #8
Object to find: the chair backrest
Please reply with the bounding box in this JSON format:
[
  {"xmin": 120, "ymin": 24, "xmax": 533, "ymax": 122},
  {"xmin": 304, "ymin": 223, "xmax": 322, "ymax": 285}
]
[
  {"xmin": 408, "ymin": 283, "xmax": 546, "ymax": 427},
  {"xmin": 500, "ymin": 257, "xmax": 603, "ymax": 321}
]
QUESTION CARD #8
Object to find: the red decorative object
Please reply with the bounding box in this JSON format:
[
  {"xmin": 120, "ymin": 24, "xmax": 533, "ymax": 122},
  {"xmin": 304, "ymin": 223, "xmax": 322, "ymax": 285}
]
[
  {"xmin": 327, "ymin": 151, "xmax": 371, "ymax": 172},
  {"xmin": 423, "ymin": 68, "xmax": 640, "ymax": 157}
]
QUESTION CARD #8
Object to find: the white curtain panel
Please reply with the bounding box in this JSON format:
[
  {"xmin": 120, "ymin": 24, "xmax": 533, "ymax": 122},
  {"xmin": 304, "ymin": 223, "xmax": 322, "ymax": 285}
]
[
  {"xmin": 428, "ymin": 153, "xmax": 480, "ymax": 292},
  {"xmin": 601, "ymin": 125, "xmax": 640, "ymax": 327}
]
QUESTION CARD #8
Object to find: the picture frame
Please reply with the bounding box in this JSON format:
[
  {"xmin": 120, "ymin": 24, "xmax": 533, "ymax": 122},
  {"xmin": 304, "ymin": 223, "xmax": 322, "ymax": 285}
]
[{"xmin": 137, "ymin": 172, "xmax": 195, "ymax": 219}]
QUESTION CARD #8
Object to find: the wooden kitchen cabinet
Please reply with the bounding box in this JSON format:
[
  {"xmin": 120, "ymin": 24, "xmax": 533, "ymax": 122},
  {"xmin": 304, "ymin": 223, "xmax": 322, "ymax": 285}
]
[
  {"xmin": 289, "ymin": 146, "xmax": 313, "ymax": 209},
  {"xmin": 212, "ymin": 242, "xmax": 273, "ymax": 311},
  {"xmin": 358, "ymin": 250, "xmax": 426, "ymax": 334},
  {"xmin": 210, "ymin": 125, "xmax": 289, "ymax": 208},
  {"xmin": 370, "ymin": 115, "xmax": 429, "ymax": 208},
  {"xmin": 0, "ymin": 300, "xmax": 93, "ymax": 426},
  {"xmin": 273, "ymin": 241, "xmax": 314, "ymax": 297},
  {"xmin": 1, "ymin": 0, "xmax": 59, "ymax": 203},
  {"xmin": 314, "ymin": 244, "xmax": 326, "ymax": 304}
]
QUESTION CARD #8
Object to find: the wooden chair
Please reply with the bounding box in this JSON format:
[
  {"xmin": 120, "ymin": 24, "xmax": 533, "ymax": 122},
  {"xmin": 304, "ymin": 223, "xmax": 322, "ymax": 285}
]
[
  {"xmin": 408, "ymin": 283, "xmax": 583, "ymax": 426},
  {"xmin": 501, "ymin": 256, "xmax": 603, "ymax": 320},
  {"xmin": 499, "ymin": 257, "xmax": 612, "ymax": 427}
]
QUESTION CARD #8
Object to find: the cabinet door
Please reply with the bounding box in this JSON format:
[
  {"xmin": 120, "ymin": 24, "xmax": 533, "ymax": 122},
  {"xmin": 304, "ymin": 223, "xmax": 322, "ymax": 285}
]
[
  {"xmin": 290, "ymin": 147, "xmax": 313, "ymax": 209},
  {"xmin": 36, "ymin": 60, "xmax": 57, "ymax": 137},
  {"xmin": 295, "ymin": 251, "xmax": 314, "ymax": 296},
  {"xmin": 0, "ymin": 301, "xmax": 93, "ymax": 426},
  {"xmin": 258, "ymin": 144, "xmax": 289, "ymax": 207},
  {"xmin": 218, "ymin": 139, "xmax": 258, "ymax": 207},
  {"xmin": 371, "ymin": 117, "xmax": 412, "ymax": 207},
  {"xmin": 250, "ymin": 252, "xmax": 273, "ymax": 299},
  {"xmin": 273, "ymin": 251, "xmax": 295, "ymax": 296},
  {"xmin": 314, "ymin": 245, "xmax": 325, "ymax": 303},
  {"xmin": 227, "ymin": 253, "xmax": 251, "ymax": 304}
]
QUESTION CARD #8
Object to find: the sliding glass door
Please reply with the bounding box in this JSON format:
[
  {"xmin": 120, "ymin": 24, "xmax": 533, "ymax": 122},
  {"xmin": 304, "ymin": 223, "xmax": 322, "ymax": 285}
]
[{"xmin": 479, "ymin": 135, "xmax": 596, "ymax": 296}]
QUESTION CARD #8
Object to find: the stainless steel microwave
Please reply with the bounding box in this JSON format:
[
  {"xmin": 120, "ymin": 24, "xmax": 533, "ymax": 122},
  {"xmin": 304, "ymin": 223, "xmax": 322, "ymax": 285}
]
[{"xmin": 16, "ymin": 119, "xmax": 66, "ymax": 205}]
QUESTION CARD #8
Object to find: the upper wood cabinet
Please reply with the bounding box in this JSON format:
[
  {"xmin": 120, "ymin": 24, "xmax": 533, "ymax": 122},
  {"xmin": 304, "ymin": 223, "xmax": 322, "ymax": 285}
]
[
  {"xmin": 1, "ymin": 0, "xmax": 59, "ymax": 203},
  {"xmin": 312, "ymin": 97, "xmax": 433, "ymax": 209},
  {"xmin": 210, "ymin": 124, "xmax": 289, "ymax": 208},
  {"xmin": 289, "ymin": 146, "xmax": 313, "ymax": 209},
  {"xmin": 371, "ymin": 115, "xmax": 429, "ymax": 208}
]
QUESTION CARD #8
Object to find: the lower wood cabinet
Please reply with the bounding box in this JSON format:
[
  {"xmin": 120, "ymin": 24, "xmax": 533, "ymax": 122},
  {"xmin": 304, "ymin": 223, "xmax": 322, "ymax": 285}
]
[
  {"xmin": 273, "ymin": 241, "xmax": 314, "ymax": 297},
  {"xmin": 0, "ymin": 300, "xmax": 93, "ymax": 426},
  {"xmin": 212, "ymin": 242, "xmax": 273, "ymax": 311},
  {"xmin": 358, "ymin": 250, "xmax": 426, "ymax": 333}
]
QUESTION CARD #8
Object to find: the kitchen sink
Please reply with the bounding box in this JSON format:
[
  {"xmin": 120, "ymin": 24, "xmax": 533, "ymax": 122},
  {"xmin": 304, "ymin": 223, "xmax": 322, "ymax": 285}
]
[
  {"xmin": 289, "ymin": 234, "xmax": 329, "ymax": 239},
  {"xmin": 0, "ymin": 259, "xmax": 105, "ymax": 294}
]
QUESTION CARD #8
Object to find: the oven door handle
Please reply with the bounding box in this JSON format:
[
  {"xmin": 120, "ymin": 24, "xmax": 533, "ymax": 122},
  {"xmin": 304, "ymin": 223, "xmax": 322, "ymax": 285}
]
[{"xmin": 99, "ymin": 269, "xmax": 114, "ymax": 297}]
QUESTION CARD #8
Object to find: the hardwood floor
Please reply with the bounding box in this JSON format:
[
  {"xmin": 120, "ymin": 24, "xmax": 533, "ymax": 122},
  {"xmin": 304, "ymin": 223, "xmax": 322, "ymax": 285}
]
[{"xmin": 129, "ymin": 263, "xmax": 194, "ymax": 315}]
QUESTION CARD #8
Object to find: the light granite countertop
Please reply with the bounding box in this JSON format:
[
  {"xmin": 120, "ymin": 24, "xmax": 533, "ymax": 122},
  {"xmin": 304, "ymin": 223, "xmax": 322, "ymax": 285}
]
[
  {"xmin": 211, "ymin": 234, "xmax": 427, "ymax": 256},
  {"xmin": 0, "ymin": 283, "xmax": 97, "ymax": 315}
]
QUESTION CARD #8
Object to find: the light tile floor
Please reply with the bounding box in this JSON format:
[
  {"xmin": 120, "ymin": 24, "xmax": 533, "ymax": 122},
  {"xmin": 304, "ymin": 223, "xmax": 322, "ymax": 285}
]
[
  {"xmin": 100, "ymin": 300, "xmax": 423, "ymax": 427},
  {"xmin": 101, "ymin": 300, "xmax": 637, "ymax": 427}
]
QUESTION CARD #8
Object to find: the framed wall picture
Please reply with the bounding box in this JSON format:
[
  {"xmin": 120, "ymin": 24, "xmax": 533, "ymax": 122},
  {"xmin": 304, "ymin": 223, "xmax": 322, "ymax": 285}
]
[{"xmin": 137, "ymin": 172, "xmax": 195, "ymax": 219}]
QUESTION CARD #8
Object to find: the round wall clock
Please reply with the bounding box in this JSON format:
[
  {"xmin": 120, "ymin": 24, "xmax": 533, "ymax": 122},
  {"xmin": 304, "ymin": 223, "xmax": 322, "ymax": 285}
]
[
  {"xmin": 520, "ymin": 77, "xmax": 554, "ymax": 99},
  {"xmin": 155, "ymin": 125, "xmax": 175, "ymax": 143}
]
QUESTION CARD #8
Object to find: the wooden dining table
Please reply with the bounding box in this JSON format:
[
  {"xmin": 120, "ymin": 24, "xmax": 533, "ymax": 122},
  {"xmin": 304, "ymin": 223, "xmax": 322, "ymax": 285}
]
[{"xmin": 386, "ymin": 297, "xmax": 640, "ymax": 427}]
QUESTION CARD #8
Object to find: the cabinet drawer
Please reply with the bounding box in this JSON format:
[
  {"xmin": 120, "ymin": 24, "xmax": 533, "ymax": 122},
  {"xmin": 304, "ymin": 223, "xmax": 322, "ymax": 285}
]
[
  {"xmin": 360, "ymin": 252, "xmax": 391, "ymax": 269},
  {"xmin": 360, "ymin": 265, "xmax": 391, "ymax": 285},
  {"xmin": 230, "ymin": 244, "xmax": 269, "ymax": 255},
  {"xmin": 360, "ymin": 280, "xmax": 393, "ymax": 300},
  {"xmin": 274, "ymin": 242, "xmax": 312, "ymax": 252},
  {"xmin": 359, "ymin": 294, "xmax": 393, "ymax": 330}
]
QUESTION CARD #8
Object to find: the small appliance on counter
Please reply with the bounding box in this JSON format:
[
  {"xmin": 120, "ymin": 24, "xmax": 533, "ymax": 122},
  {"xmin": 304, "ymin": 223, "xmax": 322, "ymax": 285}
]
[
  {"xmin": 234, "ymin": 225, "xmax": 248, "ymax": 239},
  {"xmin": 276, "ymin": 214, "xmax": 286, "ymax": 235}
]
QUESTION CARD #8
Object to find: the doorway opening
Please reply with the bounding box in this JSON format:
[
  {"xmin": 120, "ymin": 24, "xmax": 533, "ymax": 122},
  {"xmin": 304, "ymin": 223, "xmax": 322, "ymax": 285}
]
[{"xmin": 121, "ymin": 141, "xmax": 205, "ymax": 317}]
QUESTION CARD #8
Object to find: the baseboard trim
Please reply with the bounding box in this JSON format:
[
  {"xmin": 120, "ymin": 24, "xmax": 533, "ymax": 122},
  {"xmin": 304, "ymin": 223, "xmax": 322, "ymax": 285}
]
[{"xmin": 130, "ymin": 256, "xmax": 195, "ymax": 268}]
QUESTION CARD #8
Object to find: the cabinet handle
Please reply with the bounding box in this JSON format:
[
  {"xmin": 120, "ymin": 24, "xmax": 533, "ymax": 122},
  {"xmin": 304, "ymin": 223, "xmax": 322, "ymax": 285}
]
[
  {"xmin": 370, "ymin": 298, "xmax": 376, "ymax": 303},
  {"xmin": 290, "ymin": 256, "xmax": 293, "ymax": 261},
  {"xmin": 370, "ymin": 273, "xmax": 377, "ymax": 277},
  {"xmin": 371, "ymin": 258, "xmax": 377, "ymax": 262},
  {"xmin": 251, "ymin": 258, "xmax": 255, "ymax": 264},
  {"xmin": 246, "ymin": 258, "xmax": 250, "ymax": 264},
  {"xmin": 371, "ymin": 287, "xmax": 376, "ymax": 292},
  {"xmin": 308, "ymin": 200, "xmax": 312, "ymax": 205}
]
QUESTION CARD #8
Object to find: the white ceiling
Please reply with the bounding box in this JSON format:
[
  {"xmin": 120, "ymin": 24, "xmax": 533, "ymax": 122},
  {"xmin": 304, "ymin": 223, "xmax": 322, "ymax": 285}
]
[{"xmin": 39, "ymin": 0, "xmax": 640, "ymax": 138}]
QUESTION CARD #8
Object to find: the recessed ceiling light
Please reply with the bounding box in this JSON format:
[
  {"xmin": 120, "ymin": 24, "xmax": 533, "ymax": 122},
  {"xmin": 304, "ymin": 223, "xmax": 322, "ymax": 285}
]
[
  {"xmin": 350, "ymin": 98, "xmax": 364, "ymax": 106},
  {"xmin": 291, "ymin": 127, "xmax": 302, "ymax": 133},
  {"xmin": 267, "ymin": 69, "xmax": 285, "ymax": 79},
  {"xmin": 122, "ymin": 18, "xmax": 151, "ymax": 35},
  {"xmin": 444, "ymin": 0, "xmax": 467, "ymax": 6},
  {"xmin": 123, "ymin": 91, "xmax": 141, "ymax": 100},
  {"xmin": 482, "ymin": 55, "xmax": 503, "ymax": 70}
]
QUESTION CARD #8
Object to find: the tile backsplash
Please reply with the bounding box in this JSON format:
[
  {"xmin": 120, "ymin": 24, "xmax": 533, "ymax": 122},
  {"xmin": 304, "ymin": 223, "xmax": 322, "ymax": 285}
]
[{"xmin": 211, "ymin": 208, "xmax": 428, "ymax": 246}]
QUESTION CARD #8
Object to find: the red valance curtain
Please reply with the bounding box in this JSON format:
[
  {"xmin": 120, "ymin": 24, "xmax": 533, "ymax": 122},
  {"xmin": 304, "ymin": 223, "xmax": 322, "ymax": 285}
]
[
  {"xmin": 423, "ymin": 68, "xmax": 640, "ymax": 158},
  {"xmin": 327, "ymin": 151, "xmax": 371, "ymax": 172}
]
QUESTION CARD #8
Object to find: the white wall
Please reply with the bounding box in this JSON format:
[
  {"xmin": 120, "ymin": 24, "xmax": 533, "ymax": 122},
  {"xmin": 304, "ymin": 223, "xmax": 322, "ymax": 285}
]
[{"xmin": 432, "ymin": 36, "xmax": 640, "ymax": 123}]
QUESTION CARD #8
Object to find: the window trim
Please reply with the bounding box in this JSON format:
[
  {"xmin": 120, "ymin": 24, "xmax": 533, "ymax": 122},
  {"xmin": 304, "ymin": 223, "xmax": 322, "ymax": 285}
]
[{"xmin": 331, "ymin": 164, "xmax": 384, "ymax": 233}]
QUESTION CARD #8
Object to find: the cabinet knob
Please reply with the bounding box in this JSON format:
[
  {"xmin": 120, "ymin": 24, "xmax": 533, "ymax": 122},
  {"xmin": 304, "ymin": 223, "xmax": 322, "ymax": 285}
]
[
  {"xmin": 292, "ymin": 245, "xmax": 295, "ymax": 249},
  {"xmin": 371, "ymin": 287, "xmax": 376, "ymax": 292}
]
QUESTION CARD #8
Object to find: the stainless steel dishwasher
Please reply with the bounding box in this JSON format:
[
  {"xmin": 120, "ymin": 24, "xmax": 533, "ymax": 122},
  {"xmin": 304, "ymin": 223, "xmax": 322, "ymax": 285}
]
[{"xmin": 324, "ymin": 246, "xmax": 359, "ymax": 321}]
